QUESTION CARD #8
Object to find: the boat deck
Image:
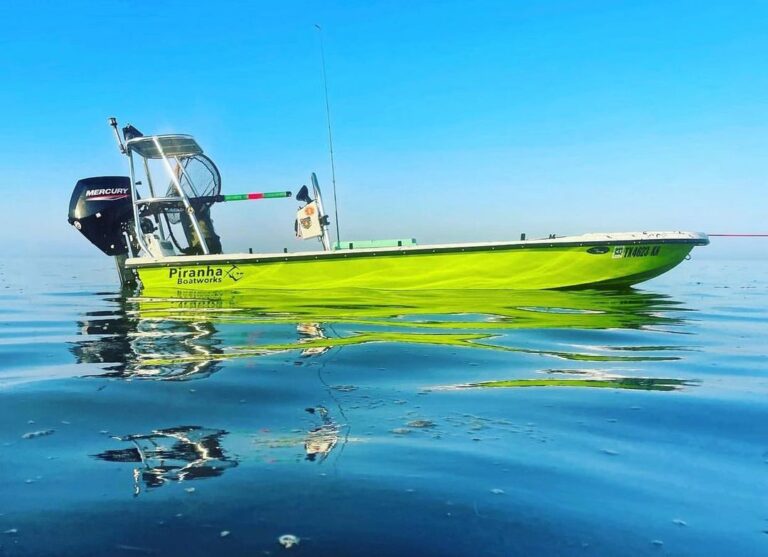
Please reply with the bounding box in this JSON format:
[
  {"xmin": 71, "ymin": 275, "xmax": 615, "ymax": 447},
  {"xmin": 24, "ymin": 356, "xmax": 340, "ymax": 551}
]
[{"xmin": 125, "ymin": 231, "xmax": 709, "ymax": 268}]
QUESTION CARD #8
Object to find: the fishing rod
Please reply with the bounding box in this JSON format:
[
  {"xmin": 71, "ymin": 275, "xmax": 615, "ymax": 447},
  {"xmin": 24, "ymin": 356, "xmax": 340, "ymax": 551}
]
[
  {"xmin": 315, "ymin": 24, "xmax": 341, "ymax": 246},
  {"xmin": 157, "ymin": 190, "xmax": 292, "ymax": 255},
  {"xmin": 189, "ymin": 191, "xmax": 292, "ymax": 205},
  {"xmin": 150, "ymin": 191, "xmax": 292, "ymax": 214}
]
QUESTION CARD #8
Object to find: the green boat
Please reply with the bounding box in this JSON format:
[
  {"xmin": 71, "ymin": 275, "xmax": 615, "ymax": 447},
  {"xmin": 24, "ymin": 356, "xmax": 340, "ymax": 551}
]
[{"xmin": 68, "ymin": 119, "xmax": 708, "ymax": 293}]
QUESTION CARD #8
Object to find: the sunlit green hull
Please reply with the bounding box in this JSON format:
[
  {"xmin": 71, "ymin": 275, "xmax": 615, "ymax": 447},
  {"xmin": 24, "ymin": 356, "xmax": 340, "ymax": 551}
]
[{"xmin": 127, "ymin": 232, "xmax": 708, "ymax": 294}]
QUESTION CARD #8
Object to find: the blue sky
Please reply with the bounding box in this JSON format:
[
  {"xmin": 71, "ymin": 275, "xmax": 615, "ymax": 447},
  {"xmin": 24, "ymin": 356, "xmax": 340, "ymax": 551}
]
[{"xmin": 0, "ymin": 0, "xmax": 765, "ymax": 259}]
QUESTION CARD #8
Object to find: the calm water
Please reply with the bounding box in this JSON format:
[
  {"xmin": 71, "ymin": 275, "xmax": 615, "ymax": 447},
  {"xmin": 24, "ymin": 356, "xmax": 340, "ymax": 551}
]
[{"xmin": 1, "ymin": 256, "xmax": 766, "ymax": 556}]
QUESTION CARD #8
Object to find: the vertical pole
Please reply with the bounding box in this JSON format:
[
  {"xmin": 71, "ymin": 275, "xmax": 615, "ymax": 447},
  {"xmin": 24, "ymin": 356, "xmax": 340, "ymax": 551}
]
[
  {"xmin": 315, "ymin": 24, "xmax": 341, "ymax": 246},
  {"xmin": 127, "ymin": 150, "xmax": 151, "ymax": 255},
  {"xmin": 108, "ymin": 117, "xmax": 126, "ymax": 154}
]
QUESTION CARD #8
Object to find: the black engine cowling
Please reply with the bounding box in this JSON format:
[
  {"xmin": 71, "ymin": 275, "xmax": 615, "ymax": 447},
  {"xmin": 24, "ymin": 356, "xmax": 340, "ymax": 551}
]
[{"xmin": 68, "ymin": 176, "xmax": 134, "ymax": 256}]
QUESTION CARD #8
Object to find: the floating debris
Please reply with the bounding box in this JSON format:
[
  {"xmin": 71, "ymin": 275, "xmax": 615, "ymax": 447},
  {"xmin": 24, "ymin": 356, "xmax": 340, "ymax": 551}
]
[
  {"xmin": 406, "ymin": 420, "xmax": 435, "ymax": 428},
  {"xmin": 490, "ymin": 488, "xmax": 505, "ymax": 495},
  {"xmin": 391, "ymin": 428, "xmax": 411, "ymax": 435},
  {"xmin": 114, "ymin": 544, "xmax": 154, "ymax": 554},
  {"xmin": 3, "ymin": 528, "xmax": 18, "ymax": 535},
  {"xmin": 331, "ymin": 385, "xmax": 357, "ymax": 392},
  {"xmin": 672, "ymin": 518, "xmax": 688, "ymax": 527},
  {"xmin": 601, "ymin": 449, "xmax": 620, "ymax": 456},
  {"xmin": 278, "ymin": 534, "xmax": 300, "ymax": 548},
  {"xmin": 184, "ymin": 487, "xmax": 196, "ymax": 493},
  {"xmin": 21, "ymin": 429, "xmax": 54, "ymax": 439},
  {"xmin": 651, "ymin": 539, "xmax": 664, "ymax": 547},
  {"xmin": 220, "ymin": 530, "xmax": 230, "ymax": 538}
]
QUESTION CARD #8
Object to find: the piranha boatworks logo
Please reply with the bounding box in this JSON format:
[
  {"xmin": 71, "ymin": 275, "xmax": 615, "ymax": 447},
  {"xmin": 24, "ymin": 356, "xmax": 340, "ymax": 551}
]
[
  {"xmin": 86, "ymin": 188, "xmax": 129, "ymax": 201},
  {"xmin": 226, "ymin": 265, "xmax": 244, "ymax": 282},
  {"xmin": 168, "ymin": 265, "xmax": 244, "ymax": 285}
]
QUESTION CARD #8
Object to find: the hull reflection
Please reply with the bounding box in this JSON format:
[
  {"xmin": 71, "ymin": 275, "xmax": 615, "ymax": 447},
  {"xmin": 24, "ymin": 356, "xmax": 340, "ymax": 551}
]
[
  {"xmin": 440, "ymin": 377, "xmax": 700, "ymax": 392},
  {"xmin": 71, "ymin": 288, "xmax": 695, "ymax": 389}
]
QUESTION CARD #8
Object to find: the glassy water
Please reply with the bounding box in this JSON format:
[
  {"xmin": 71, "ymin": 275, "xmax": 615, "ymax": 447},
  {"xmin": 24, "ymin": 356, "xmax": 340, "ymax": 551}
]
[{"xmin": 1, "ymin": 256, "xmax": 766, "ymax": 556}]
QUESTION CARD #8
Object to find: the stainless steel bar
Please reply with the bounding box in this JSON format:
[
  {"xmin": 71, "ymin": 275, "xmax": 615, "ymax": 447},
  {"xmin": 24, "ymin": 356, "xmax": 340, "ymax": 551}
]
[
  {"xmin": 136, "ymin": 197, "xmax": 185, "ymax": 205},
  {"xmin": 142, "ymin": 157, "xmax": 167, "ymax": 241},
  {"xmin": 154, "ymin": 137, "xmax": 210, "ymax": 255},
  {"xmin": 127, "ymin": 151, "xmax": 151, "ymax": 255}
]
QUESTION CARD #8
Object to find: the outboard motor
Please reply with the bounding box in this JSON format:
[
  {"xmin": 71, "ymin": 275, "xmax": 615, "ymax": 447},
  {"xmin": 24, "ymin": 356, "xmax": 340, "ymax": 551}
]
[
  {"xmin": 68, "ymin": 176, "xmax": 133, "ymax": 255},
  {"xmin": 68, "ymin": 176, "xmax": 137, "ymax": 287}
]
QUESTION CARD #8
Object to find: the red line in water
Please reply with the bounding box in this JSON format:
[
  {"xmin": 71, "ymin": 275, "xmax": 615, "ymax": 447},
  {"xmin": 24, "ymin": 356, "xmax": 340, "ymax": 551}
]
[{"xmin": 708, "ymin": 234, "xmax": 768, "ymax": 237}]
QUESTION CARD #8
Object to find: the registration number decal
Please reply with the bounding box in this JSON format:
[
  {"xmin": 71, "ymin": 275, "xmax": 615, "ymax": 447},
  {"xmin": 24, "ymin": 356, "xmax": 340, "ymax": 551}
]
[{"xmin": 613, "ymin": 245, "xmax": 661, "ymax": 259}]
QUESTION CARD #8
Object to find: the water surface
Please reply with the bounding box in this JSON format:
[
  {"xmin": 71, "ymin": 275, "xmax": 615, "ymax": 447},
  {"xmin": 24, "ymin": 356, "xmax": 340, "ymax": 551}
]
[{"xmin": 1, "ymin": 256, "xmax": 766, "ymax": 556}]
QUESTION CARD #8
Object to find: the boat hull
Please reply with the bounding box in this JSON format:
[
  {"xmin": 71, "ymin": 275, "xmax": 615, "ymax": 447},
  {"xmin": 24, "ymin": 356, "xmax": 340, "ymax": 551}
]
[{"xmin": 128, "ymin": 232, "xmax": 708, "ymax": 293}]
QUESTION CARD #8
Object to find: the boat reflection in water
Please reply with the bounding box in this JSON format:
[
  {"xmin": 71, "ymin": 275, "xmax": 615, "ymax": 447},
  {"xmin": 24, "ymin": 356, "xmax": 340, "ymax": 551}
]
[
  {"xmin": 303, "ymin": 406, "xmax": 341, "ymax": 462},
  {"xmin": 250, "ymin": 406, "xmax": 345, "ymax": 464},
  {"xmin": 93, "ymin": 409, "xmax": 346, "ymax": 494},
  {"xmin": 92, "ymin": 426, "xmax": 237, "ymax": 496},
  {"xmin": 439, "ymin": 376, "xmax": 698, "ymax": 392},
  {"xmin": 73, "ymin": 296, "xmax": 224, "ymax": 380},
  {"xmin": 79, "ymin": 288, "xmax": 699, "ymax": 492},
  {"xmin": 71, "ymin": 288, "xmax": 697, "ymax": 389}
]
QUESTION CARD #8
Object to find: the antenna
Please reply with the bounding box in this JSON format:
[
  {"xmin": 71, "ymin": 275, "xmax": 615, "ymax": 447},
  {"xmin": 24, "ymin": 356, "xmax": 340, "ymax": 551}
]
[{"xmin": 315, "ymin": 24, "xmax": 341, "ymax": 245}]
